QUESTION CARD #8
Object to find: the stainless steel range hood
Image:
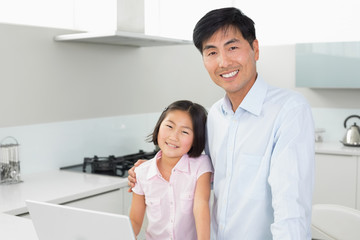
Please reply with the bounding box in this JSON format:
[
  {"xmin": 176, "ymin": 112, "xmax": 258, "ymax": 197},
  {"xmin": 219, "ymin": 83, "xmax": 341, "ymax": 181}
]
[
  {"xmin": 54, "ymin": 31, "xmax": 192, "ymax": 47},
  {"xmin": 54, "ymin": 0, "xmax": 192, "ymax": 47}
]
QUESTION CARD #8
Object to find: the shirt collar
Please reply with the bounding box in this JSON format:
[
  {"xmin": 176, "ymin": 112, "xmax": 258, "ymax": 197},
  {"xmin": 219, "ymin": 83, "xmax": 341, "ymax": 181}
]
[
  {"xmin": 146, "ymin": 151, "xmax": 190, "ymax": 180},
  {"xmin": 221, "ymin": 75, "xmax": 267, "ymax": 117}
]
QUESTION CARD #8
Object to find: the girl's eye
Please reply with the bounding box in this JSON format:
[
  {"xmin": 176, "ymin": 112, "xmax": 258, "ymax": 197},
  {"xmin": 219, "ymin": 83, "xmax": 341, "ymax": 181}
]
[
  {"xmin": 166, "ymin": 124, "xmax": 172, "ymax": 129},
  {"xmin": 182, "ymin": 131, "xmax": 189, "ymax": 135}
]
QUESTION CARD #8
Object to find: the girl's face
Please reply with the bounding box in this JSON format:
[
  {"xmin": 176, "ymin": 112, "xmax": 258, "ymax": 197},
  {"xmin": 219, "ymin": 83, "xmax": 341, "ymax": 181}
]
[{"xmin": 157, "ymin": 110, "xmax": 194, "ymax": 161}]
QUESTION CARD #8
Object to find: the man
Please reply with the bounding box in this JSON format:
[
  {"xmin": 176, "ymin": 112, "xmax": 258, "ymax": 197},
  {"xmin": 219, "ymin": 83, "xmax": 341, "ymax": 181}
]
[{"xmin": 129, "ymin": 7, "xmax": 314, "ymax": 240}]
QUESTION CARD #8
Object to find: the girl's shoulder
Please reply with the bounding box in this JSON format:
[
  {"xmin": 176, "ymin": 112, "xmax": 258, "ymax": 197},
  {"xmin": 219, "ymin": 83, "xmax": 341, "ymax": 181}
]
[
  {"xmin": 188, "ymin": 153, "xmax": 211, "ymax": 163},
  {"xmin": 187, "ymin": 154, "xmax": 213, "ymax": 172},
  {"xmin": 134, "ymin": 158, "xmax": 155, "ymax": 174}
]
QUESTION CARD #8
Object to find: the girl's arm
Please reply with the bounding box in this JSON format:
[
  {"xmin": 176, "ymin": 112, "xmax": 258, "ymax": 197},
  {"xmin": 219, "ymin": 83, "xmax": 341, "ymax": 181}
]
[
  {"xmin": 129, "ymin": 192, "xmax": 146, "ymax": 237},
  {"xmin": 193, "ymin": 172, "xmax": 212, "ymax": 240}
]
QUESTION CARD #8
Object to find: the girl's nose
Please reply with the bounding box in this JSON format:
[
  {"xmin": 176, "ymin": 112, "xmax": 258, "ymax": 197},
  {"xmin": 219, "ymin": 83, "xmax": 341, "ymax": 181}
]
[{"xmin": 169, "ymin": 130, "xmax": 179, "ymax": 140}]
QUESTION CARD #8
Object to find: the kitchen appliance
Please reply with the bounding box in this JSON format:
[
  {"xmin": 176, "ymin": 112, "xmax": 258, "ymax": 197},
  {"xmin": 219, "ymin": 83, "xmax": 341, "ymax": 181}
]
[
  {"xmin": 0, "ymin": 136, "xmax": 22, "ymax": 184},
  {"xmin": 60, "ymin": 149, "xmax": 157, "ymax": 177},
  {"xmin": 341, "ymin": 115, "xmax": 360, "ymax": 147},
  {"xmin": 54, "ymin": 0, "xmax": 192, "ymax": 47}
]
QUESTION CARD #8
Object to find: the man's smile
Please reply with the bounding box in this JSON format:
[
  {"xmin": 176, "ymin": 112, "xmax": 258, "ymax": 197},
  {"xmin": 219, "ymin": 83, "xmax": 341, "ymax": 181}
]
[{"xmin": 220, "ymin": 70, "xmax": 239, "ymax": 78}]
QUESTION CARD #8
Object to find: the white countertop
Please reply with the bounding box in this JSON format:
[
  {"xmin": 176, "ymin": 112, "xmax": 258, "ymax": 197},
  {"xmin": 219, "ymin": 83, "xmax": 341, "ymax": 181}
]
[
  {"xmin": 0, "ymin": 170, "xmax": 128, "ymax": 240},
  {"xmin": 315, "ymin": 142, "xmax": 360, "ymax": 156}
]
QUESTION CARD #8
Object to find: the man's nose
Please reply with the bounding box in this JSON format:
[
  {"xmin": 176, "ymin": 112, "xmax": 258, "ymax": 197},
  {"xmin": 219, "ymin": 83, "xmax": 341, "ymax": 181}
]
[{"xmin": 218, "ymin": 52, "xmax": 232, "ymax": 68}]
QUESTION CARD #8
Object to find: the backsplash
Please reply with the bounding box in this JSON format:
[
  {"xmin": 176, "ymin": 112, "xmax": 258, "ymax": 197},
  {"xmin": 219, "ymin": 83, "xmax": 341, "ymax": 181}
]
[
  {"xmin": 0, "ymin": 113, "xmax": 160, "ymax": 175},
  {"xmin": 1, "ymin": 107, "xmax": 359, "ymax": 175},
  {"xmin": 312, "ymin": 107, "xmax": 360, "ymax": 143}
]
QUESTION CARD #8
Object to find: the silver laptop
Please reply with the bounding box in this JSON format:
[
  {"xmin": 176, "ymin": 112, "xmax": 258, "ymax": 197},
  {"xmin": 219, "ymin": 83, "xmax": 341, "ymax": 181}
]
[{"xmin": 26, "ymin": 200, "xmax": 136, "ymax": 240}]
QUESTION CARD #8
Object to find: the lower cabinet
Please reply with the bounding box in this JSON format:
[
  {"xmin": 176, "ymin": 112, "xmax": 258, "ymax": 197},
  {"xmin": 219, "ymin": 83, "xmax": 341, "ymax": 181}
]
[
  {"xmin": 313, "ymin": 153, "xmax": 358, "ymax": 209},
  {"xmin": 63, "ymin": 187, "xmax": 146, "ymax": 240},
  {"xmin": 64, "ymin": 188, "xmax": 124, "ymax": 214},
  {"xmin": 312, "ymin": 153, "xmax": 359, "ymax": 239},
  {"xmin": 123, "ymin": 189, "xmax": 147, "ymax": 240}
]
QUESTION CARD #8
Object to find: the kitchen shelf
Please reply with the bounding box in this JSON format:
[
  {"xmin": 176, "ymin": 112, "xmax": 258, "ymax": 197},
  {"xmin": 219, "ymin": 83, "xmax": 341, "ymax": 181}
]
[{"xmin": 54, "ymin": 31, "xmax": 193, "ymax": 47}]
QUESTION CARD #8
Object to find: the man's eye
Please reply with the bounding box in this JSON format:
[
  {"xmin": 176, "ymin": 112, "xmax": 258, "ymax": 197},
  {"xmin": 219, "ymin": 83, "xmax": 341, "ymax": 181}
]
[
  {"xmin": 229, "ymin": 46, "xmax": 238, "ymax": 51},
  {"xmin": 207, "ymin": 51, "xmax": 216, "ymax": 56}
]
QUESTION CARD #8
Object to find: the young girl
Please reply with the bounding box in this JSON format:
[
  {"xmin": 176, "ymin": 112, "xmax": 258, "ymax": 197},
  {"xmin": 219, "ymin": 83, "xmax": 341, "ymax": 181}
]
[{"xmin": 129, "ymin": 100, "xmax": 213, "ymax": 240}]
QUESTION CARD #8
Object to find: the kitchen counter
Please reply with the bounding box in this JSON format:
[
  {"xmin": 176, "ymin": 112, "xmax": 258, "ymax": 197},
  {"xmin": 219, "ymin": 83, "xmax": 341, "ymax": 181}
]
[
  {"xmin": 315, "ymin": 142, "xmax": 360, "ymax": 156},
  {"xmin": 0, "ymin": 170, "xmax": 128, "ymax": 240}
]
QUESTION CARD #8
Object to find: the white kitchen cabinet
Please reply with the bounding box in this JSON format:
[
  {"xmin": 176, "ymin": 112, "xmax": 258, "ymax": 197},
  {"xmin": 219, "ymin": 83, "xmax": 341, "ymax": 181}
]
[
  {"xmin": 313, "ymin": 153, "xmax": 358, "ymax": 208},
  {"xmin": 357, "ymin": 161, "xmax": 360, "ymax": 209},
  {"xmin": 64, "ymin": 188, "xmax": 123, "ymax": 214},
  {"xmin": 19, "ymin": 187, "xmax": 126, "ymax": 219},
  {"xmin": 296, "ymin": 41, "xmax": 360, "ymax": 88},
  {"xmin": 122, "ymin": 188, "xmax": 133, "ymax": 215},
  {"xmin": 123, "ymin": 189, "xmax": 148, "ymax": 240}
]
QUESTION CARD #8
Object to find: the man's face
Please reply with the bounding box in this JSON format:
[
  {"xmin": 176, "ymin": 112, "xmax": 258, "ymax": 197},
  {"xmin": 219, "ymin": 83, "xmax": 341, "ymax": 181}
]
[{"xmin": 202, "ymin": 26, "xmax": 259, "ymax": 101}]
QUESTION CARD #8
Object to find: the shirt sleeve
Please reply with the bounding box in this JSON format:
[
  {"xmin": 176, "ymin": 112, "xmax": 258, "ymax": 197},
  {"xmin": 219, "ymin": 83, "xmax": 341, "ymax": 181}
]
[
  {"xmin": 268, "ymin": 102, "xmax": 315, "ymax": 240},
  {"xmin": 196, "ymin": 154, "xmax": 214, "ymax": 180},
  {"xmin": 131, "ymin": 167, "xmax": 144, "ymax": 195}
]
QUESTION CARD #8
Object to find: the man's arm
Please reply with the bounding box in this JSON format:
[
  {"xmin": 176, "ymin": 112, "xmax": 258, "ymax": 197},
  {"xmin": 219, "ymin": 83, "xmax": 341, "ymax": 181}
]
[{"xmin": 269, "ymin": 103, "xmax": 315, "ymax": 239}]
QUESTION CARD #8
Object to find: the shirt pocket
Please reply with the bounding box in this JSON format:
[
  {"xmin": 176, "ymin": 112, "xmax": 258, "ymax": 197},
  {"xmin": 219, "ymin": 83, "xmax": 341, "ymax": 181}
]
[
  {"xmin": 145, "ymin": 197, "xmax": 161, "ymax": 221},
  {"xmin": 237, "ymin": 153, "xmax": 268, "ymax": 200},
  {"xmin": 180, "ymin": 192, "xmax": 194, "ymax": 214}
]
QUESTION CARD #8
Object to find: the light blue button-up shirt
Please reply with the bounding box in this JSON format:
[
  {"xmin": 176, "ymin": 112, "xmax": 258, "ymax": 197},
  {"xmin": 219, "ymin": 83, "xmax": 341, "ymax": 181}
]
[{"xmin": 206, "ymin": 75, "xmax": 315, "ymax": 240}]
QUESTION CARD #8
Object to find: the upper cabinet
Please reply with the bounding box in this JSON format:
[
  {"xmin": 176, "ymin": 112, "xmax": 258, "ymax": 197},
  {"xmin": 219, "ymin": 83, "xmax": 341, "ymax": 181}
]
[{"xmin": 296, "ymin": 41, "xmax": 360, "ymax": 88}]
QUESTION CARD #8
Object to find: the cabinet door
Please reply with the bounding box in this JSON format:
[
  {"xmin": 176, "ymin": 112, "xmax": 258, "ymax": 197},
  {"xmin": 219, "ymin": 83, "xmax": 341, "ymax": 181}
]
[
  {"xmin": 123, "ymin": 189, "xmax": 147, "ymax": 240},
  {"xmin": 296, "ymin": 41, "xmax": 360, "ymax": 88},
  {"xmin": 313, "ymin": 154, "xmax": 357, "ymax": 208},
  {"xmin": 65, "ymin": 188, "xmax": 123, "ymax": 214},
  {"xmin": 357, "ymin": 156, "xmax": 360, "ymax": 210}
]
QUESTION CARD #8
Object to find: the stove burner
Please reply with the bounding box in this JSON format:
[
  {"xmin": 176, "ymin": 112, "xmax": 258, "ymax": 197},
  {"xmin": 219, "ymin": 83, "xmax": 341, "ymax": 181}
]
[{"xmin": 83, "ymin": 150, "xmax": 157, "ymax": 177}]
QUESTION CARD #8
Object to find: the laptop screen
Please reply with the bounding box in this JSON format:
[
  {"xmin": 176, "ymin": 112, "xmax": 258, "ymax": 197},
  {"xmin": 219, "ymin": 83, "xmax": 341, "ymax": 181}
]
[{"xmin": 26, "ymin": 200, "xmax": 136, "ymax": 240}]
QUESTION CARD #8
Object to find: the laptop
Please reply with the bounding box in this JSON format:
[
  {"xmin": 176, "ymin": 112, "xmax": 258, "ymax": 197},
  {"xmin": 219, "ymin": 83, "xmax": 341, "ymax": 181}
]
[{"xmin": 26, "ymin": 200, "xmax": 136, "ymax": 240}]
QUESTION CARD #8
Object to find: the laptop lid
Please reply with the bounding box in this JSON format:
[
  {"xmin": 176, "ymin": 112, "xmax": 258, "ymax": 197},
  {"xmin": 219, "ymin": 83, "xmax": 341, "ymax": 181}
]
[{"xmin": 26, "ymin": 200, "xmax": 136, "ymax": 240}]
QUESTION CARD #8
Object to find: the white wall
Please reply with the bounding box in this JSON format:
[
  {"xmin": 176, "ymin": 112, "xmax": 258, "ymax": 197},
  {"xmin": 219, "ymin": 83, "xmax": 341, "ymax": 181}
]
[{"xmin": 0, "ymin": 23, "xmax": 223, "ymax": 128}]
